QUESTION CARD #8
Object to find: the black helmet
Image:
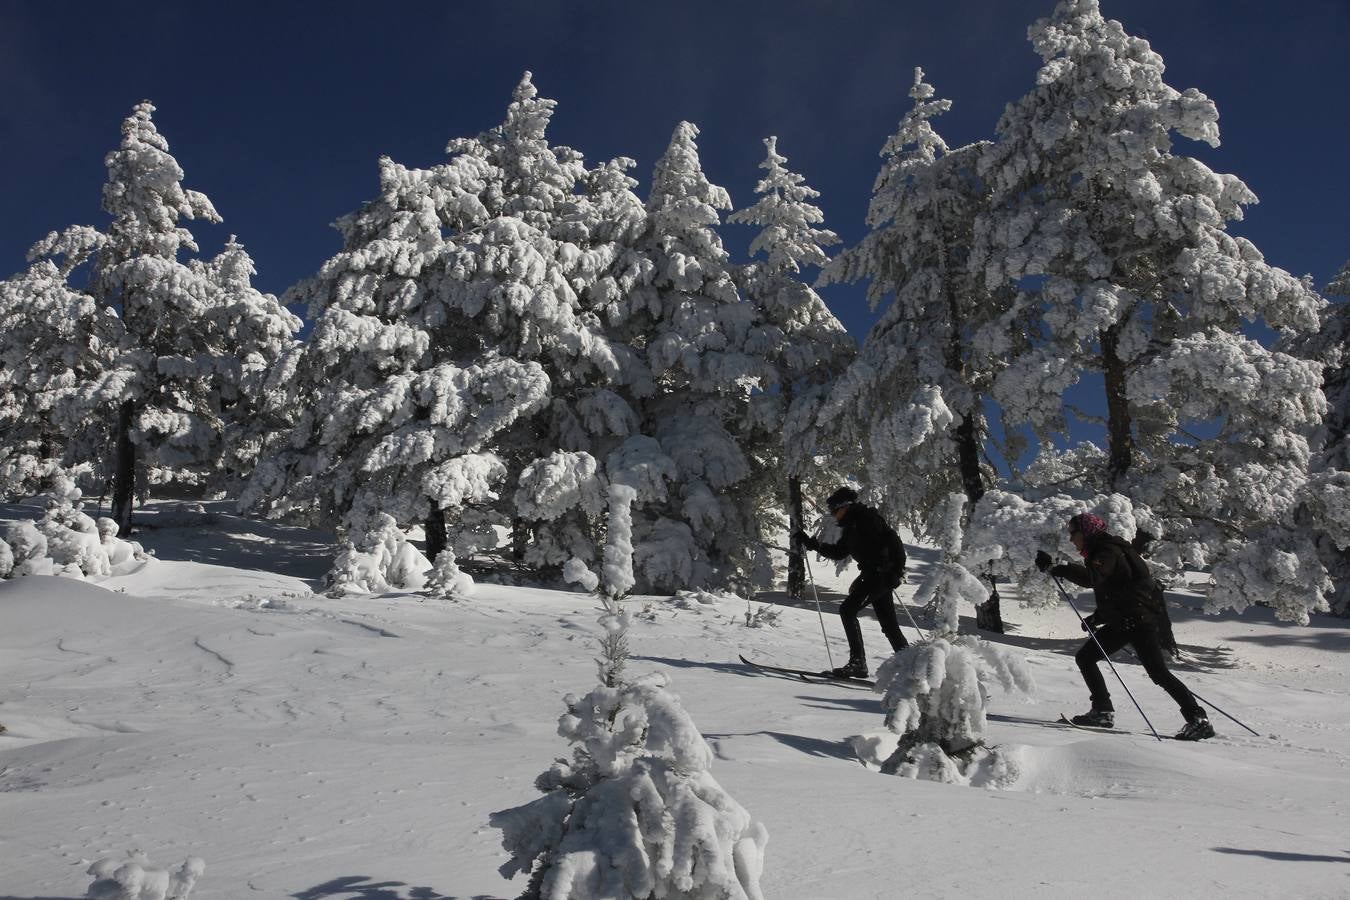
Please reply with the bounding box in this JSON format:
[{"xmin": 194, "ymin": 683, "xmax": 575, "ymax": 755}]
[{"xmin": 825, "ymin": 486, "xmax": 859, "ymax": 513}]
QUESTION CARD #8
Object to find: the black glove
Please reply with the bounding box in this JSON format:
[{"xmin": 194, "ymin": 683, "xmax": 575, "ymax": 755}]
[
  {"xmin": 792, "ymin": 530, "xmax": 817, "ymax": 552},
  {"xmin": 1035, "ymin": 550, "xmax": 1053, "ymax": 572},
  {"xmin": 1081, "ymin": 613, "xmax": 1097, "ymax": 632}
]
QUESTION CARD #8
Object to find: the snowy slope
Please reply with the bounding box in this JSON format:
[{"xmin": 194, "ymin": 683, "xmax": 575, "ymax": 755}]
[{"xmin": 1, "ymin": 504, "xmax": 1349, "ymax": 899}]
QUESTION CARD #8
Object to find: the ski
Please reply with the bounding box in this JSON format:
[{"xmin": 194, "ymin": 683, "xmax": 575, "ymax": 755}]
[
  {"xmin": 1056, "ymin": 713, "xmax": 1184, "ymax": 740},
  {"xmin": 738, "ymin": 654, "xmax": 876, "ymax": 688}
]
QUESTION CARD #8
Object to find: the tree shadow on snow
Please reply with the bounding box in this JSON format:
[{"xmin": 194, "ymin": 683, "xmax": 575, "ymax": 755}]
[
  {"xmin": 1222, "ymin": 630, "xmax": 1350, "ymax": 654},
  {"xmin": 631, "ymin": 655, "xmax": 747, "ymax": 677},
  {"xmin": 130, "ymin": 500, "xmax": 336, "ymax": 582},
  {"xmin": 290, "ymin": 875, "xmax": 505, "ymax": 899},
  {"xmin": 796, "ymin": 694, "xmax": 882, "ymax": 712},
  {"xmin": 702, "ymin": 730, "xmax": 857, "ymax": 762},
  {"xmin": 1212, "ymin": 847, "xmax": 1350, "ymax": 864}
]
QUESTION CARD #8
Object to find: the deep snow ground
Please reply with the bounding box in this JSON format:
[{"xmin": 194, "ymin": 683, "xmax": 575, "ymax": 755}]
[{"xmin": 1, "ymin": 502, "xmax": 1349, "ymax": 899}]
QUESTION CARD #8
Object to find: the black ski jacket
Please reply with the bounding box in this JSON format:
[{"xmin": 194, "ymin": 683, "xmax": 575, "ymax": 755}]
[
  {"xmin": 807, "ymin": 504, "xmax": 906, "ymax": 584},
  {"xmin": 1051, "ymin": 533, "xmax": 1160, "ymax": 627}
]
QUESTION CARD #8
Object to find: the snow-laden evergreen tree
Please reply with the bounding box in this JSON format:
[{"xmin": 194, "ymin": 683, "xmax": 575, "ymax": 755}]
[
  {"xmin": 0, "ymin": 228, "xmax": 116, "ymax": 499},
  {"xmin": 490, "ymin": 595, "xmax": 768, "ymax": 900},
  {"xmin": 810, "ymin": 68, "xmax": 1021, "ymax": 628},
  {"xmin": 250, "ymin": 74, "xmax": 640, "ymax": 587},
  {"xmin": 6, "ymin": 102, "xmax": 301, "ymax": 534},
  {"xmin": 816, "ymin": 69, "xmax": 1011, "ymax": 533},
  {"xmin": 971, "ymin": 0, "xmax": 1329, "ymax": 621},
  {"xmin": 1293, "ymin": 267, "xmax": 1350, "ymax": 613},
  {"xmin": 864, "ymin": 493, "xmax": 1031, "ymax": 785},
  {"xmin": 728, "ymin": 136, "xmax": 854, "ymax": 598},
  {"xmin": 442, "ymin": 73, "xmax": 645, "ymax": 575},
  {"xmin": 612, "ymin": 122, "xmax": 771, "ymax": 593},
  {"xmin": 201, "ymin": 238, "xmax": 302, "ymax": 495},
  {"xmin": 87, "ymin": 101, "xmax": 224, "ymax": 532}
]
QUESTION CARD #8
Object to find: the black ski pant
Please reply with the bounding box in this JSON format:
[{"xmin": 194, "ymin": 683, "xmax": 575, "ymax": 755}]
[
  {"xmin": 1076, "ymin": 620, "xmax": 1204, "ymax": 721},
  {"xmin": 841, "ymin": 572, "xmax": 908, "ymax": 662}
]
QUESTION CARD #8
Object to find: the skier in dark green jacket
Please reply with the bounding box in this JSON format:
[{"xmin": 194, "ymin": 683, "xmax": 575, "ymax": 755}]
[{"xmin": 793, "ymin": 486, "xmax": 908, "ymax": 678}]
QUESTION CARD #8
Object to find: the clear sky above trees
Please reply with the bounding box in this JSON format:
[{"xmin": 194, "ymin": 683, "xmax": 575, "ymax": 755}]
[{"xmin": 1, "ymin": 0, "xmax": 1346, "ymax": 337}]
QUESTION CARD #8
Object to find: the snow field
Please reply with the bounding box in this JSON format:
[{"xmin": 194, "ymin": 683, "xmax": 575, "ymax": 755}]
[{"xmin": 1, "ymin": 509, "xmax": 1348, "ymax": 898}]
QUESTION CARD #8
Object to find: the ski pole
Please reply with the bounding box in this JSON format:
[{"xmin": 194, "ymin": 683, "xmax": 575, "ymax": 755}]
[
  {"xmin": 800, "ymin": 536, "xmax": 835, "ymax": 671},
  {"xmin": 1185, "ymin": 688, "xmax": 1259, "ymax": 737},
  {"xmin": 1051, "ymin": 573, "xmax": 1162, "ymax": 742},
  {"xmin": 892, "ymin": 588, "xmax": 926, "ymax": 643},
  {"xmin": 1122, "ymin": 649, "xmax": 1260, "ymax": 736}
]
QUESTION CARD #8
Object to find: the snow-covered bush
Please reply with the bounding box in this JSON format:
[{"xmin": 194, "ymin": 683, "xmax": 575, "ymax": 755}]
[
  {"xmin": 86, "ymin": 850, "xmax": 204, "ymax": 900},
  {"xmin": 5, "ymin": 520, "xmax": 53, "ymax": 577},
  {"xmin": 0, "ymin": 535, "xmax": 13, "ymax": 578},
  {"xmin": 490, "ymin": 670, "xmax": 768, "ymax": 899},
  {"xmin": 491, "ymin": 590, "xmax": 767, "ymax": 899},
  {"xmin": 327, "ymin": 512, "xmax": 431, "ymax": 595},
  {"xmin": 860, "ymin": 495, "xmax": 1031, "ymax": 786},
  {"xmin": 39, "ymin": 490, "xmax": 111, "ymax": 579},
  {"xmin": 562, "ymin": 556, "xmax": 600, "ymax": 592},
  {"xmin": 1, "ymin": 478, "xmax": 148, "ymax": 581},
  {"xmin": 424, "ymin": 547, "xmax": 475, "ymax": 600},
  {"xmin": 98, "ymin": 516, "xmax": 148, "ymax": 573}
]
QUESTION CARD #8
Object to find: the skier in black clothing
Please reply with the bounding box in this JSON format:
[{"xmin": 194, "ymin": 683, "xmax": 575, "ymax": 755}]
[
  {"xmin": 1036, "ymin": 512, "xmax": 1214, "ymax": 741},
  {"xmin": 793, "ymin": 486, "xmax": 908, "ymax": 678}
]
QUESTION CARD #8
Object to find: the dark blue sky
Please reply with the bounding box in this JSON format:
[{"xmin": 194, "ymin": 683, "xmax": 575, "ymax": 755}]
[{"xmin": 2, "ymin": 0, "xmax": 1347, "ymax": 339}]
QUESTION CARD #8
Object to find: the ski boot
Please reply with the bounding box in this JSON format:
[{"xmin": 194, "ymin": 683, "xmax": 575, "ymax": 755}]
[
  {"xmin": 1175, "ymin": 716, "xmax": 1215, "ymax": 741},
  {"xmin": 1070, "ymin": 708, "xmax": 1115, "ymax": 728},
  {"xmin": 827, "ymin": 657, "xmax": 869, "ymax": 679}
]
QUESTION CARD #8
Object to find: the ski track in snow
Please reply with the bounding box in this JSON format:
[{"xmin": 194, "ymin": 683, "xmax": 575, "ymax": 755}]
[{"xmin": 1, "ymin": 501, "xmax": 1349, "ymax": 898}]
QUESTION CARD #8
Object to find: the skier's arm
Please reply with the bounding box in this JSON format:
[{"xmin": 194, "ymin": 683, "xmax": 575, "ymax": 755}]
[
  {"xmin": 810, "ymin": 537, "xmax": 851, "ymax": 561},
  {"xmin": 1050, "ymin": 560, "xmax": 1093, "ymax": 587}
]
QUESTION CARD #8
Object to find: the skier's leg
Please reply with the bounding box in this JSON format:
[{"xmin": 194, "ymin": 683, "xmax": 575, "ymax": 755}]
[
  {"xmin": 870, "ymin": 585, "xmax": 909, "ymax": 652},
  {"xmin": 839, "ymin": 577, "xmax": 869, "ymax": 662},
  {"xmin": 1075, "ymin": 624, "xmax": 1130, "ymax": 711},
  {"xmin": 1130, "ymin": 626, "xmax": 1204, "ymax": 720}
]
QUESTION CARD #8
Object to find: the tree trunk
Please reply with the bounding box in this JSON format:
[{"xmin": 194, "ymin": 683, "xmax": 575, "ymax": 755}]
[
  {"xmin": 952, "ymin": 412, "xmax": 1004, "ymax": 632},
  {"xmin": 425, "ymin": 505, "xmax": 447, "ymax": 564},
  {"xmin": 1101, "ymin": 326, "xmax": 1135, "ymax": 489},
  {"xmin": 954, "ymin": 413, "xmax": 984, "ymax": 509},
  {"xmin": 787, "ymin": 475, "xmax": 805, "ymax": 600},
  {"xmin": 511, "ymin": 519, "xmax": 530, "ymax": 563},
  {"xmin": 111, "ymin": 400, "xmax": 137, "ymax": 536}
]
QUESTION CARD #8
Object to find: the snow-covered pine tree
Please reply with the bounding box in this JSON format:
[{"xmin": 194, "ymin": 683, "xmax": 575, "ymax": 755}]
[
  {"xmin": 818, "ymin": 69, "xmax": 1012, "ymax": 531},
  {"xmin": 490, "ymin": 594, "xmax": 768, "ymax": 899},
  {"xmin": 972, "ymin": 0, "xmax": 1329, "ymax": 621},
  {"xmin": 728, "ymin": 136, "xmax": 854, "ymax": 599},
  {"xmin": 254, "ymin": 74, "xmax": 635, "ymax": 590},
  {"xmin": 614, "ymin": 122, "xmax": 769, "ymax": 593},
  {"xmin": 812, "ymin": 67, "xmax": 1022, "ymax": 626},
  {"xmin": 202, "ymin": 237, "xmax": 302, "ymax": 497},
  {"xmin": 448, "ymin": 74, "xmax": 645, "ymax": 582},
  {"xmin": 0, "ymin": 228, "xmax": 117, "ymax": 499},
  {"xmin": 249, "ymin": 146, "xmax": 546, "ymax": 586},
  {"xmin": 1292, "ymin": 266, "xmax": 1350, "ymax": 613},
  {"xmin": 89, "ymin": 101, "xmax": 224, "ymax": 532}
]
